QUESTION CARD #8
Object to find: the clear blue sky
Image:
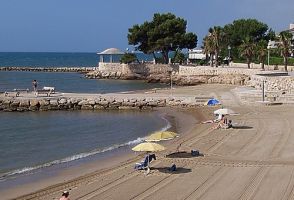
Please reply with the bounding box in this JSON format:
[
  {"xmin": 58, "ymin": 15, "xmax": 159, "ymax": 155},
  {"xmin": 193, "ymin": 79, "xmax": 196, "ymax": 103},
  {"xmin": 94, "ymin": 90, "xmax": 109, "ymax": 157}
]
[{"xmin": 0, "ymin": 0, "xmax": 293, "ymax": 52}]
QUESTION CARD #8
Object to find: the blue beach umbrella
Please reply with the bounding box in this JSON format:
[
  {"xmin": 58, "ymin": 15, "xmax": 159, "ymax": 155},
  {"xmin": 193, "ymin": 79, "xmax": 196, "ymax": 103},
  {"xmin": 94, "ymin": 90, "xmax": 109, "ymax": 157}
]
[{"xmin": 205, "ymin": 98, "xmax": 220, "ymax": 106}]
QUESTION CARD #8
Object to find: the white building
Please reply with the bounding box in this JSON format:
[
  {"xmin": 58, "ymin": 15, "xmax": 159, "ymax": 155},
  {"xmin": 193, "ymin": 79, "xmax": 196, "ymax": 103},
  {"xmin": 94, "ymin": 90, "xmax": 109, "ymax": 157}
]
[{"xmin": 188, "ymin": 49, "xmax": 206, "ymax": 60}]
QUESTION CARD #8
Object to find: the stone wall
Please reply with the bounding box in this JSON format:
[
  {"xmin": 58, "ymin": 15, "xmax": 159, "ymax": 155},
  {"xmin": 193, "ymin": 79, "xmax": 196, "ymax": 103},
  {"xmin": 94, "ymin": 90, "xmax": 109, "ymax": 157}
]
[
  {"xmin": 230, "ymin": 62, "xmax": 294, "ymax": 72},
  {"xmin": 86, "ymin": 63, "xmax": 177, "ymax": 79},
  {"xmin": 0, "ymin": 95, "xmax": 206, "ymax": 112},
  {"xmin": 98, "ymin": 62, "xmax": 177, "ymax": 74},
  {"xmin": 249, "ymin": 75, "xmax": 294, "ymax": 93},
  {"xmin": 178, "ymin": 65, "xmax": 264, "ymax": 76},
  {"xmin": 89, "ymin": 63, "xmax": 294, "ymax": 94}
]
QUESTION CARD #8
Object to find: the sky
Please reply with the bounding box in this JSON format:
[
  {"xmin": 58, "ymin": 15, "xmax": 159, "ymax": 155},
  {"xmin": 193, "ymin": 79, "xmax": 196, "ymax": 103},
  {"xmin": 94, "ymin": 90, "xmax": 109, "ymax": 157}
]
[{"xmin": 0, "ymin": 0, "xmax": 293, "ymax": 52}]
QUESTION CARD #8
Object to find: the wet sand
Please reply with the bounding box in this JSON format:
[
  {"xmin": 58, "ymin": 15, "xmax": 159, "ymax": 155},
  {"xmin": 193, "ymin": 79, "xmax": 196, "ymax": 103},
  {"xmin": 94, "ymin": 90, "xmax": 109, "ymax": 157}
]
[{"xmin": 4, "ymin": 84, "xmax": 294, "ymax": 200}]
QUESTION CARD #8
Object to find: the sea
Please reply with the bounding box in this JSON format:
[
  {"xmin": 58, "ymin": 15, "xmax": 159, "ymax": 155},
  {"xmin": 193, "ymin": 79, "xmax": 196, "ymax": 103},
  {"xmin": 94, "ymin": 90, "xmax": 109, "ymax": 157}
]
[{"xmin": 0, "ymin": 52, "xmax": 170, "ymax": 188}]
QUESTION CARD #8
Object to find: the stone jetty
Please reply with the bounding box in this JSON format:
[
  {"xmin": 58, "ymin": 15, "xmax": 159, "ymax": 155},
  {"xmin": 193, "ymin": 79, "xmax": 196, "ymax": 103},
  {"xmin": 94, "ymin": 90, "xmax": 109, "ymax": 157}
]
[
  {"xmin": 0, "ymin": 92, "xmax": 209, "ymax": 112},
  {"xmin": 0, "ymin": 66, "xmax": 95, "ymax": 73}
]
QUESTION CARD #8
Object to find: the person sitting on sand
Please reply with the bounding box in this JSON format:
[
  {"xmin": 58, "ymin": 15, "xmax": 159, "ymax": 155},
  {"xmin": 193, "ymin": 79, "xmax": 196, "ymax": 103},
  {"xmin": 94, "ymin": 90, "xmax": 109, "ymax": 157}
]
[{"xmin": 60, "ymin": 191, "xmax": 70, "ymax": 200}]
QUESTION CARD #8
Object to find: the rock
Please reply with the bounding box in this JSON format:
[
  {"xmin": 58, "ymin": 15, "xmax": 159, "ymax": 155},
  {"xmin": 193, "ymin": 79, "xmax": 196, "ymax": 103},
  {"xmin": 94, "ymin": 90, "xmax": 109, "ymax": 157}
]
[
  {"xmin": 39, "ymin": 99, "xmax": 50, "ymax": 106},
  {"xmin": 81, "ymin": 105, "xmax": 93, "ymax": 110},
  {"xmin": 30, "ymin": 99, "xmax": 39, "ymax": 107},
  {"xmin": 10, "ymin": 100, "xmax": 20, "ymax": 107},
  {"xmin": 58, "ymin": 98, "xmax": 67, "ymax": 104},
  {"xmin": 78, "ymin": 100, "xmax": 88, "ymax": 106},
  {"xmin": 98, "ymin": 100, "xmax": 109, "ymax": 106},
  {"xmin": 94, "ymin": 105, "xmax": 104, "ymax": 110},
  {"xmin": 88, "ymin": 100, "xmax": 96, "ymax": 105},
  {"xmin": 118, "ymin": 106, "xmax": 139, "ymax": 110}
]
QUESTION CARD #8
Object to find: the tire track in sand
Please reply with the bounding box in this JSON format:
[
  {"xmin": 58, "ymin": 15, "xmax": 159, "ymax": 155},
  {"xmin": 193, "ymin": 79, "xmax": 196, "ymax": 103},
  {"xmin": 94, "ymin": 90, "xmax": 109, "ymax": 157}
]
[
  {"xmin": 280, "ymin": 167, "xmax": 294, "ymax": 200},
  {"xmin": 17, "ymin": 157, "xmax": 141, "ymax": 200},
  {"xmin": 75, "ymin": 161, "xmax": 166, "ymax": 200},
  {"xmin": 231, "ymin": 118, "xmax": 266, "ymax": 156},
  {"xmin": 182, "ymin": 167, "xmax": 229, "ymax": 200},
  {"xmin": 237, "ymin": 167, "xmax": 269, "ymax": 200},
  {"xmin": 269, "ymin": 118, "xmax": 291, "ymax": 159}
]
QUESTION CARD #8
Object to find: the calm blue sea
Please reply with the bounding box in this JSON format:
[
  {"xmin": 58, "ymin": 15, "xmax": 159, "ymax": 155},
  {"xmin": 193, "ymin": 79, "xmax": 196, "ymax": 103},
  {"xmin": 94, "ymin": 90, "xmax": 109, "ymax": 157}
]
[
  {"xmin": 0, "ymin": 52, "xmax": 168, "ymax": 186},
  {"xmin": 0, "ymin": 52, "xmax": 155, "ymax": 67}
]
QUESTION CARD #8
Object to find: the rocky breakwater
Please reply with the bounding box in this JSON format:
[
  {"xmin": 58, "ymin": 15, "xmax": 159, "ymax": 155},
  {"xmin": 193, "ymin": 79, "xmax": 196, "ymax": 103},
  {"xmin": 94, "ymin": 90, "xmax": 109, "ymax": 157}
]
[
  {"xmin": 0, "ymin": 66, "xmax": 95, "ymax": 73},
  {"xmin": 0, "ymin": 95, "xmax": 202, "ymax": 112}
]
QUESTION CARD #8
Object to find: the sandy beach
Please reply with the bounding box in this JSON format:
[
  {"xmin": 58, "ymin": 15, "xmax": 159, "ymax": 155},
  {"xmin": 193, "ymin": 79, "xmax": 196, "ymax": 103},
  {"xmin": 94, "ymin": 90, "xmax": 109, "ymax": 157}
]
[{"xmin": 3, "ymin": 84, "xmax": 294, "ymax": 200}]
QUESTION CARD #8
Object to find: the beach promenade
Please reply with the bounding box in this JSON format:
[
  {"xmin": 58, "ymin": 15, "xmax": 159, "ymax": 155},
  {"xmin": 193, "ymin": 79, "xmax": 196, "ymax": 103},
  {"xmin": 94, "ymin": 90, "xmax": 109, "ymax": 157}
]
[{"xmin": 2, "ymin": 84, "xmax": 294, "ymax": 200}]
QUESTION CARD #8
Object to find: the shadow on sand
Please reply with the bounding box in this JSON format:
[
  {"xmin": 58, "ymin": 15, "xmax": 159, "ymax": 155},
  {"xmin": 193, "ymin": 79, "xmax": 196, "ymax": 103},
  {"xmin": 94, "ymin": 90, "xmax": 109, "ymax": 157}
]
[
  {"xmin": 165, "ymin": 151, "xmax": 204, "ymax": 158},
  {"xmin": 233, "ymin": 125, "xmax": 253, "ymax": 130},
  {"xmin": 151, "ymin": 167, "xmax": 192, "ymax": 174}
]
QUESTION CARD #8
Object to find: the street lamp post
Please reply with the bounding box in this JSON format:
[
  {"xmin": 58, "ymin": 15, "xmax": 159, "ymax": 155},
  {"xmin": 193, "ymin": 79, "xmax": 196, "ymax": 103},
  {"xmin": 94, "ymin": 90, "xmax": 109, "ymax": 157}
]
[
  {"xmin": 169, "ymin": 70, "xmax": 173, "ymax": 96},
  {"xmin": 170, "ymin": 71, "xmax": 173, "ymax": 95},
  {"xmin": 267, "ymin": 46, "xmax": 270, "ymax": 66},
  {"xmin": 227, "ymin": 45, "xmax": 231, "ymax": 66},
  {"xmin": 262, "ymin": 80, "xmax": 265, "ymax": 102},
  {"xmin": 228, "ymin": 45, "xmax": 231, "ymax": 60}
]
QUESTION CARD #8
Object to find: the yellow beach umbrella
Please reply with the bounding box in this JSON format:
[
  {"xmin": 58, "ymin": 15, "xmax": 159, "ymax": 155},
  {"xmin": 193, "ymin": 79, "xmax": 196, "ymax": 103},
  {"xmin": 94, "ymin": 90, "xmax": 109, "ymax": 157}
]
[
  {"xmin": 145, "ymin": 131, "xmax": 178, "ymax": 142},
  {"xmin": 132, "ymin": 142, "xmax": 165, "ymax": 174},
  {"xmin": 132, "ymin": 142, "xmax": 165, "ymax": 152}
]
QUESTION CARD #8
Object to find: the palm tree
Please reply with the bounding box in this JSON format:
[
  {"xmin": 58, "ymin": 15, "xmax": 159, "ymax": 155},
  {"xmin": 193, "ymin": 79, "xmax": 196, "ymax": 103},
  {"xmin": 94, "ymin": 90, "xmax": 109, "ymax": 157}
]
[
  {"xmin": 203, "ymin": 35, "xmax": 214, "ymax": 67},
  {"xmin": 278, "ymin": 31, "xmax": 292, "ymax": 72},
  {"xmin": 240, "ymin": 37, "xmax": 256, "ymax": 69},
  {"xmin": 203, "ymin": 26, "xmax": 224, "ymax": 67},
  {"xmin": 209, "ymin": 26, "xmax": 224, "ymax": 67},
  {"xmin": 257, "ymin": 40, "xmax": 267, "ymax": 70}
]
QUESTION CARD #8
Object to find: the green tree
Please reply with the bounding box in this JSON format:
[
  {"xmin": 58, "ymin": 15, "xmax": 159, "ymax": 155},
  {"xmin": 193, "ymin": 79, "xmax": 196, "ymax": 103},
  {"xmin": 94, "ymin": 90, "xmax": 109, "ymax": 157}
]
[
  {"xmin": 120, "ymin": 53, "xmax": 138, "ymax": 64},
  {"xmin": 256, "ymin": 40, "xmax": 268, "ymax": 70},
  {"xmin": 172, "ymin": 51, "xmax": 186, "ymax": 64},
  {"xmin": 203, "ymin": 35, "xmax": 214, "ymax": 67},
  {"xmin": 206, "ymin": 26, "xmax": 225, "ymax": 67},
  {"xmin": 128, "ymin": 13, "xmax": 197, "ymax": 64},
  {"xmin": 224, "ymin": 18, "xmax": 268, "ymax": 46},
  {"xmin": 278, "ymin": 31, "xmax": 292, "ymax": 72},
  {"xmin": 240, "ymin": 37, "xmax": 256, "ymax": 68},
  {"xmin": 224, "ymin": 19, "xmax": 269, "ymax": 59}
]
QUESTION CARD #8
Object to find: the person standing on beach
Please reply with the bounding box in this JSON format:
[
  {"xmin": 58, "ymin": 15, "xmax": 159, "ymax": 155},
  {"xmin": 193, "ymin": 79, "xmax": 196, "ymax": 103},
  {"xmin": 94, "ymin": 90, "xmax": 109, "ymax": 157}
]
[
  {"xmin": 59, "ymin": 191, "xmax": 70, "ymax": 200},
  {"xmin": 32, "ymin": 80, "xmax": 37, "ymax": 91}
]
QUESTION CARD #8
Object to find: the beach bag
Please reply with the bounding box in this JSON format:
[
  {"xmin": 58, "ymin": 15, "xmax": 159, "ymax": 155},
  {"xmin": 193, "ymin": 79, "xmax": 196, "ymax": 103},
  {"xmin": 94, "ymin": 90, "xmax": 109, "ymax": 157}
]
[{"xmin": 191, "ymin": 150, "xmax": 199, "ymax": 157}]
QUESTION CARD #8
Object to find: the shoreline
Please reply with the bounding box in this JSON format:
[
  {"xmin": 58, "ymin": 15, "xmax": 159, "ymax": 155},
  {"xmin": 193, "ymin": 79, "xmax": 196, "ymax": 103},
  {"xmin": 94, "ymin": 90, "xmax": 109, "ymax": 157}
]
[{"xmin": 0, "ymin": 107, "xmax": 202, "ymax": 200}]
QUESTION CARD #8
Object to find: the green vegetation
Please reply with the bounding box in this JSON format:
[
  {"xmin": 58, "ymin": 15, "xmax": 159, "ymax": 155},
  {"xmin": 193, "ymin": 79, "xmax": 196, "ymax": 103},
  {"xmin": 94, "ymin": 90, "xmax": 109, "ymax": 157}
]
[
  {"xmin": 120, "ymin": 53, "xmax": 138, "ymax": 64},
  {"xmin": 127, "ymin": 13, "xmax": 293, "ymax": 69},
  {"xmin": 172, "ymin": 51, "xmax": 186, "ymax": 64},
  {"xmin": 202, "ymin": 18, "xmax": 293, "ymax": 69},
  {"xmin": 278, "ymin": 31, "xmax": 293, "ymax": 71},
  {"xmin": 269, "ymin": 57, "xmax": 294, "ymax": 66},
  {"xmin": 128, "ymin": 13, "xmax": 197, "ymax": 64},
  {"xmin": 239, "ymin": 37, "xmax": 256, "ymax": 69},
  {"xmin": 203, "ymin": 26, "xmax": 225, "ymax": 67}
]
